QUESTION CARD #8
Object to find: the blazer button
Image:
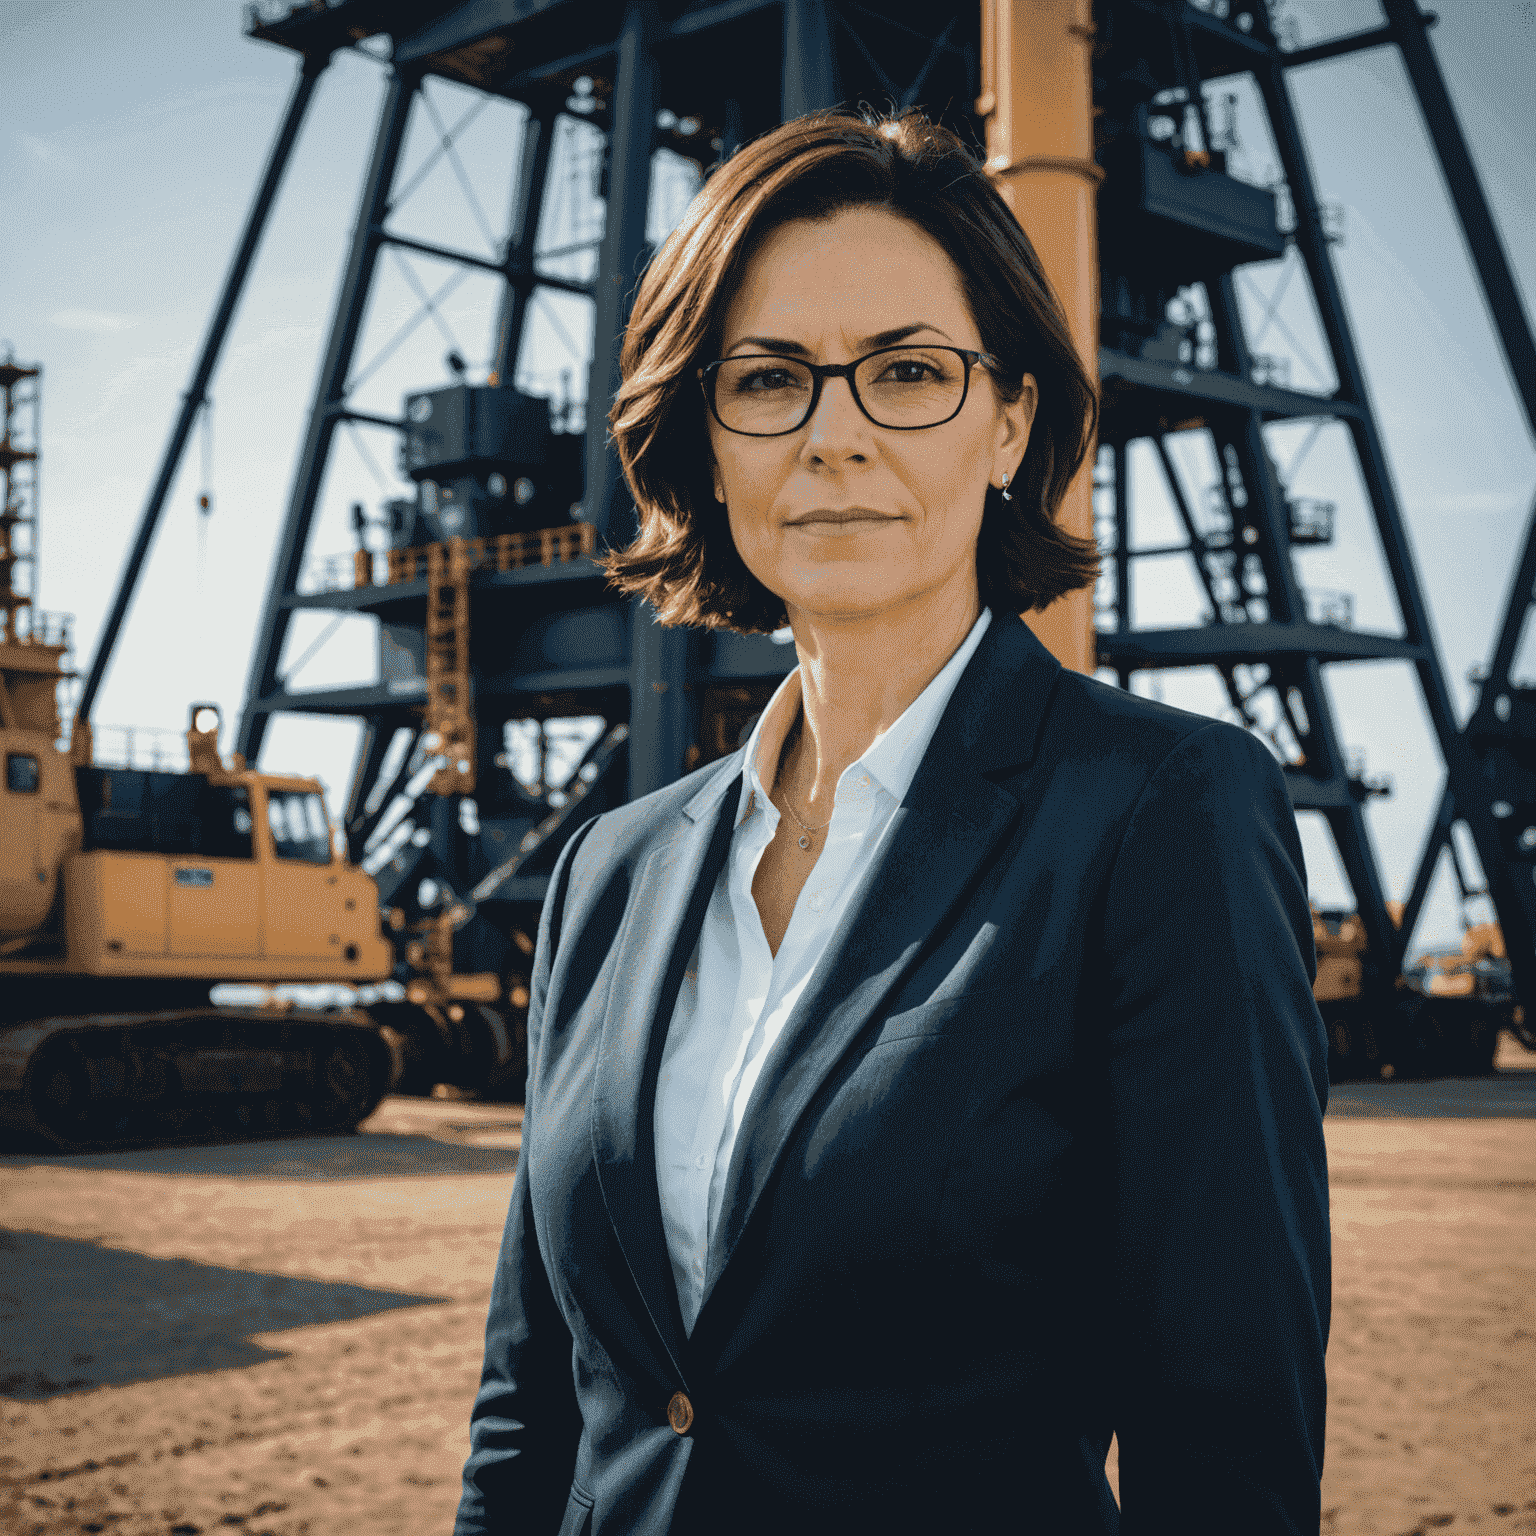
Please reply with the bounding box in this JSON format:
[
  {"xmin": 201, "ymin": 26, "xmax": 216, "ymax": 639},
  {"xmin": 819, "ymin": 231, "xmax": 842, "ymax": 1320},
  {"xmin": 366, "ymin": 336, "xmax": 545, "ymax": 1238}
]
[{"xmin": 666, "ymin": 1391, "xmax": 694, "ymax": 1435}]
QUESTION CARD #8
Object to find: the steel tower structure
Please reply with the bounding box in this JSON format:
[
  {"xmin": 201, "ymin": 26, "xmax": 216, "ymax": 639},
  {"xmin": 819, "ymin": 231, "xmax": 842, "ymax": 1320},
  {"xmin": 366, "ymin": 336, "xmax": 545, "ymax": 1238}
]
[
  {"xmin": 0, "ymin": 356, "xmax": 43, "ymax": 648},
  {"xmin": 1086, "ymin": 0, "xmax": 1534, "ymax": 1074},
  {"xmin": 90, "ymin": 0, "xmax": 1529, "ymax": 1083},
  {"xmin": 222, "ymin": 0, "xmax": 982, "ymax": 1064},
  {"xmin": 1367, "ymin": 0, "xmax": 1536, "ymax": 1047}
]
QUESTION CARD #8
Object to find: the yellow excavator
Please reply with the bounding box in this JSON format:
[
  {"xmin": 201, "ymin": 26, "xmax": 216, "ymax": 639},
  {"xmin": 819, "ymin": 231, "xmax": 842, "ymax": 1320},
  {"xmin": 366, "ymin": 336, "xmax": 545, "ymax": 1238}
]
[
  {"xmin": 0, "ymin": 350, "xmax": 528, "ymax": 1150},
  {"xmin": 1311, "ymin": 903, "xmax": 1512, "ymax": 1078},
  {"xmin": 0, "ymin": 353, "xmax": 396, "ymax": 1152},
  {"xmin": 0, "ymin": 624, "xmax": 399, "ymax": 1149}
]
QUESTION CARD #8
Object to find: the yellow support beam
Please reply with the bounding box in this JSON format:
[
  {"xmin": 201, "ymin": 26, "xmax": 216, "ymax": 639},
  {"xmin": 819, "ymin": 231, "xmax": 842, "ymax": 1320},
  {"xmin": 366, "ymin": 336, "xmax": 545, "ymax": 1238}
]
[{"xmin": 978, "ymin": 0, "xmax": 1102, "ymax": 674}]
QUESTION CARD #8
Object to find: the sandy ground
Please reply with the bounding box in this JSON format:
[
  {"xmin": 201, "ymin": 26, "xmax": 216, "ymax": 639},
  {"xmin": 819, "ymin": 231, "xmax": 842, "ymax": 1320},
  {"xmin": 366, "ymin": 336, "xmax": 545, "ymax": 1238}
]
[{"xmin": 2, "ymin": 1037, "xmax": 1533, "ymax": 1535}]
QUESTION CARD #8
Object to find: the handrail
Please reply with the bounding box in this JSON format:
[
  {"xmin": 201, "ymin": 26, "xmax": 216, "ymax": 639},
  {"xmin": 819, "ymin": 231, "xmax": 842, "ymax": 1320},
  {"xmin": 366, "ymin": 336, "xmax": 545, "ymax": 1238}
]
[
  {"xmin": 0, "ymin": 609, "xmax": 73, "ymax": 649},
  {"xmin": 299, "ymin": 522, "xmax": 599, "ymax": 594},
  {"xmin": 384, "ymin": 522, "xmax": 597, "ymax": 587}
]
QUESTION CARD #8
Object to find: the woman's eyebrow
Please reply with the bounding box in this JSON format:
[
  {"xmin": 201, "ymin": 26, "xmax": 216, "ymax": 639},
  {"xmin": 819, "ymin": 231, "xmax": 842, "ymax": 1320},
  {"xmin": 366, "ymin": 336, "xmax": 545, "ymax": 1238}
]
[{"xmin": 724, "ymin": 323, "xmax": 955, "ymax": 356}]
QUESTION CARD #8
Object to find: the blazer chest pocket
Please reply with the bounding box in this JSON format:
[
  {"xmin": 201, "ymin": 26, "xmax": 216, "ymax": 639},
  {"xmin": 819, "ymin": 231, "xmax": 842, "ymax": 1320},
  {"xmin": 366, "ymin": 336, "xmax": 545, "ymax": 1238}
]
[
  {"xmin": 871, "ymin": 982, "xmax": 1030, "ymax": 1047},
  {"xmin": 557, "ymin": 1482, "xmax": 594, "ymax": 1536}
]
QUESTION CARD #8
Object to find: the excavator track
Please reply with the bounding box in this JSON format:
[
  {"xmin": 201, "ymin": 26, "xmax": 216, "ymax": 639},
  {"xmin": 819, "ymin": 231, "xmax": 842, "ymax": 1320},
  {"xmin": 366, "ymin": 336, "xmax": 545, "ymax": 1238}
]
[{"xmin": 0, "ymin": 1007, "xmax": 400, "ymax": 1152}]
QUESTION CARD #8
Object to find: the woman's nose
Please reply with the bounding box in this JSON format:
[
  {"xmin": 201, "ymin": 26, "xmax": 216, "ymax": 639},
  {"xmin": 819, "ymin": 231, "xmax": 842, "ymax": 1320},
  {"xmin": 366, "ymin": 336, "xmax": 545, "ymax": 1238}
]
[{"xmin": 800, "ymin": 373, "xmax": 870, "ymax": 461}]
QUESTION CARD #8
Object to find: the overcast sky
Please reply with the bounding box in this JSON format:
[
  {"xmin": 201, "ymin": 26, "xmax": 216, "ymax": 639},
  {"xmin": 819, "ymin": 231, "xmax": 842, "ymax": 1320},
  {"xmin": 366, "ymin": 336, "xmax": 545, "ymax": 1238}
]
[{"xmin": 2, "ymin": 0, "xmax": 1534, "ymax": 954}]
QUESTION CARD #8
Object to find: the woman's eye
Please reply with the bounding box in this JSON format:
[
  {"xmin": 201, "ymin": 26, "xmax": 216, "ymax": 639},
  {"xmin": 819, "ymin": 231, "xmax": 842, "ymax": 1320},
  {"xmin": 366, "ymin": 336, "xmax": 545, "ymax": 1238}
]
[
  {"xmin": 879, "ymin": 360, "xmax": 941, "ymax": 384},
  {"xmin": 739, "ymin": 369, "xmax": 796, "ymax": 391}
]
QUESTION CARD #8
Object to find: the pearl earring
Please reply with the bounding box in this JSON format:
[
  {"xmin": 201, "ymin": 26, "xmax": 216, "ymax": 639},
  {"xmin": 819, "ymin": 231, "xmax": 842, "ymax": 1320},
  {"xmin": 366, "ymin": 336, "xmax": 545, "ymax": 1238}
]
[{"xmin": 1000, "ymin": 472, "xmax": 1012, "ymax": 502}]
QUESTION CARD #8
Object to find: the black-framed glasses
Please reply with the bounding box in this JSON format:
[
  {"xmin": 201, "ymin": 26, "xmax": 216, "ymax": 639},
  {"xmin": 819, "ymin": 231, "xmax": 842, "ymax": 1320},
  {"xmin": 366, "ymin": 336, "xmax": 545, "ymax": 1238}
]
[{"xmin": 698, "ymin": 344, "xmax": 1001, "ymax": 437}]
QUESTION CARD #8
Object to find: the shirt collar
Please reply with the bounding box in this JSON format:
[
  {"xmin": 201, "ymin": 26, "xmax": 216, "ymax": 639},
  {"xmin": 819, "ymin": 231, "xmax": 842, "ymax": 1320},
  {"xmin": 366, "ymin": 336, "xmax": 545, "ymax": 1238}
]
[
  {"xmin": 681, "ymin": 662, "xmax": 793, "ymax": 827},
  {"xmin": 684, "ymin": 607, "xmax": 993, "ymax": 828},
  {"xmin": 737, "ymin": 663, "xmax": 802, "ymax": 829}
]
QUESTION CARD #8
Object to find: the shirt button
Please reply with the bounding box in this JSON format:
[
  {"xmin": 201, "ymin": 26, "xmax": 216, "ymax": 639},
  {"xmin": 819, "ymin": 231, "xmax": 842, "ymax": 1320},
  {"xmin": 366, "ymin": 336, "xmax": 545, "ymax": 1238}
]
[
  {"xmin": 859, "ymin": 775, "xmax": 869, "ymax": 787},
  {"xmin": 694, "ymin": 1153, "xmax": 706, "ymax": 1170},
  {"xmin": 667, "ymin": 1391, "xmax": 694, "ymax": 1435}
]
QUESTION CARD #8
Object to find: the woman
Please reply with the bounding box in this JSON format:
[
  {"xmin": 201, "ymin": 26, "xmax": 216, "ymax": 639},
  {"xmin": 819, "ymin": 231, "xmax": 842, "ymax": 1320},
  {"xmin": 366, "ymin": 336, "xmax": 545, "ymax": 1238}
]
[{"xmin": 457, "ymin": 108, "xmax": 1329, "ymax": 1536}]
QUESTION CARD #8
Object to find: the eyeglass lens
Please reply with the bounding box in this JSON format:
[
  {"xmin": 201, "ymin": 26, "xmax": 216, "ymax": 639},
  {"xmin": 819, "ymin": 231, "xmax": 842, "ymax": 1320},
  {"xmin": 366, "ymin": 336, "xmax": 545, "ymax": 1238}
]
[{"xmin": 712, "ymin": 347, "xmax": 970, "ymax": 434}]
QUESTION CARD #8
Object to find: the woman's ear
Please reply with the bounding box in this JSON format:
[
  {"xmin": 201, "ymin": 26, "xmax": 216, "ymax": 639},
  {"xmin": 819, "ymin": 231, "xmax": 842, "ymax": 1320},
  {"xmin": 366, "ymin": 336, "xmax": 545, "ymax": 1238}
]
[{"xmin": 996, "ymin": 373, "xmax": 1039, "ymax": 488}]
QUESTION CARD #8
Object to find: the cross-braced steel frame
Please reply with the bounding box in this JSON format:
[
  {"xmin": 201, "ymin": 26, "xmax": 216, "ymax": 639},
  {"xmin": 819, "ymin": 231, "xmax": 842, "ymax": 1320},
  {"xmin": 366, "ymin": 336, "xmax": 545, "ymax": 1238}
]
[
  {"xmin": 221, "ymin": 0, "xmax": 979, "ymax": 1003},
  {"xmin": 84, "ymin": 0, "xmax": 1535, "ymax": 1081},
  {"xmin": 1088, "ymin": 0, "xmax": 1533, "ymax": 1067}
]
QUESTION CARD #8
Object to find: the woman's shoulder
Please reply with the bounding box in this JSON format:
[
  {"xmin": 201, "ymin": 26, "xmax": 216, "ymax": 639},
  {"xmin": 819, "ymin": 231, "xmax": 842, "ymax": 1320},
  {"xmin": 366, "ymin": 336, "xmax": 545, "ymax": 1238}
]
[
  {"xmin": 1018, "ymin": 668, "xmax": 1292, "ymax": 842},
  {"xmin": 1049, "ymin": 667, "xmax": 1281, "ymax": 781},
  {"xmin": 970, "ymin": 613, "xmax": 1275, "ymax": 795}
]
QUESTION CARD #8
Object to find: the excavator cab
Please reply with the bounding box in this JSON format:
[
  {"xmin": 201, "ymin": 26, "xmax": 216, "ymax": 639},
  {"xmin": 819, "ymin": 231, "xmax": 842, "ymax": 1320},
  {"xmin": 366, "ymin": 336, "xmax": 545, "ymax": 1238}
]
[{"xmin": 50, "ymin": 707, "xmax": 391, "ymax": 981}]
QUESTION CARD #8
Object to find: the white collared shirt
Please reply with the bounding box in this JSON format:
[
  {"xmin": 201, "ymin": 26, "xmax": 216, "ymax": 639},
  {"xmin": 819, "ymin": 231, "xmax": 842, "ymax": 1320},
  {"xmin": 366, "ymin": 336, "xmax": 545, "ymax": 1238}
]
[{"xmin": 654, "ymin": 606, "xmax": 993, "ymax": 1334}]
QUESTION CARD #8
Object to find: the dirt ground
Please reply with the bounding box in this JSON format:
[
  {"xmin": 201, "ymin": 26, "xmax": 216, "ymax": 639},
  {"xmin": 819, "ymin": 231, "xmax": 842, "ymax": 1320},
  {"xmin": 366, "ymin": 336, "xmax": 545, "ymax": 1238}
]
[{"xmin": 2, "ymin": 1037, "xmax": 1533, "ymax": 1536}]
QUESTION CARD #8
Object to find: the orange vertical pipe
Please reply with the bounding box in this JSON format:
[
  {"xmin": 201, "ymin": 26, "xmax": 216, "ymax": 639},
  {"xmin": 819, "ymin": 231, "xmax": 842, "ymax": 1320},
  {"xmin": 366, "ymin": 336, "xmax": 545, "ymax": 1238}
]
[{"xmin": 978, "ymin": 0, "xmax": 1101, "ymax": 674}]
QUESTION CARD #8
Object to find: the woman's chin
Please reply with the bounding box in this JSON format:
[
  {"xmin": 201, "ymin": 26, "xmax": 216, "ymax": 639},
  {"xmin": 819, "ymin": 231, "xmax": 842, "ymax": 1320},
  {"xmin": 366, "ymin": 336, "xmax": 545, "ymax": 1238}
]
[{"xmin": 778, "ymin": 575, "xmax": 945, "ymax": 624}]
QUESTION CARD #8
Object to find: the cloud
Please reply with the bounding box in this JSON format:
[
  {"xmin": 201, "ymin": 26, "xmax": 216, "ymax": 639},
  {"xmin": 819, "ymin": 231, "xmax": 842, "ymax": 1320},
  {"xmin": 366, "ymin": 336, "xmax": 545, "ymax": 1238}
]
[
  {"xmin": 1416, "ymin": 489, "xmax": 1532, "ymax": 517},
  {"xmin": 20, "ymin": 132, "xmax": 72, "ymax": 168},
  {"xmin": 15, "ymin": 81, "xmax": 285, "ymax": 179},
  {"xmin": 78, "ymin": 348, "xmax": 184, "ymax": 427},
  {"xmin": 126, "ymin": 78, "xmax": 287, "ymax": 129},
  {"xmin": 50, "ymin": 308, "xmax": 140, "ymax": 334},
  {"xmin": 229, "ymin": 322, "xmax": 319, "ymax": 365}
]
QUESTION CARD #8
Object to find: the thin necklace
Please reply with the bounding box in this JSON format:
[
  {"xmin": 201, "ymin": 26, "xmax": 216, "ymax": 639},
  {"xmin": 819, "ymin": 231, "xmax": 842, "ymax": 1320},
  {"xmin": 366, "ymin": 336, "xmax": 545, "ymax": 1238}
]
[
  {"xmin": 775, "ymin": 717, "xmax": 831, "ymax": 851},
  {"xmin": 779, "ymin": 789, "xmax": 831, "ymax": 851}
]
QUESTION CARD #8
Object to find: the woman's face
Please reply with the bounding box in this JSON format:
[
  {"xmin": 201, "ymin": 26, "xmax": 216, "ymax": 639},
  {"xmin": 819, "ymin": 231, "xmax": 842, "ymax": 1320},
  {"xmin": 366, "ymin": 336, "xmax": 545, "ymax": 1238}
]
[{"xmin": 707, "ymin": 205, "xmax": 1037, "ymax": 628}]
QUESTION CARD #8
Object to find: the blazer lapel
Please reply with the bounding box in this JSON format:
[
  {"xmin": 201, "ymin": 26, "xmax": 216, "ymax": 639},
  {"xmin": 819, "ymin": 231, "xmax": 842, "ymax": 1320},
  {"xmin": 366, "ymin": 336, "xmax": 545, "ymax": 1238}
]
[
  {"xmin": 704, "ymin": 613, "xmax": 1064, "ymax": 1302},
  {"xmin": 591, "ymin": 759, "xmax": 743, "ymax": 1385}
]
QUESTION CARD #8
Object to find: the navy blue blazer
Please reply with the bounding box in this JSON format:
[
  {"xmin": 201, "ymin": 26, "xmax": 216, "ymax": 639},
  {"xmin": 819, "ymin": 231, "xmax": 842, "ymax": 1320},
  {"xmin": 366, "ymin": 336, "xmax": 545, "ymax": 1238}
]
[{"xmin": 457, "ymin": 610, "xmax": 1331, "ymax": 1535}]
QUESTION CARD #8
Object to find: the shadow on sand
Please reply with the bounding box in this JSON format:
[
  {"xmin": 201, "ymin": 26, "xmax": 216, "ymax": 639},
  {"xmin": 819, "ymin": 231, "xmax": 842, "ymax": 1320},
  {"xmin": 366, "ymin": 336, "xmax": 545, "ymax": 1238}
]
[
  {"xmin": 0, "ymin": 1112, "xmax": 522, "ymax": 1181},
  {"xmin": 0, "ymin": 1230, "xmax": 444, "ymax": 1400}
]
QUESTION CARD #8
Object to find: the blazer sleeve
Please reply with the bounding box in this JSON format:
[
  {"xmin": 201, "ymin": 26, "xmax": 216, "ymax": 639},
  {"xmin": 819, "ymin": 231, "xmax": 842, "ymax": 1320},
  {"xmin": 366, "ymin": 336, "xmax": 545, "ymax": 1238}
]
[
  {"xmin": 456, "ymin": 815, "xmax": 600, "ymax": 1535},
  {"xmin": 1098, "ymin": 723, "xmax": 1331, "ymax": 1535}
]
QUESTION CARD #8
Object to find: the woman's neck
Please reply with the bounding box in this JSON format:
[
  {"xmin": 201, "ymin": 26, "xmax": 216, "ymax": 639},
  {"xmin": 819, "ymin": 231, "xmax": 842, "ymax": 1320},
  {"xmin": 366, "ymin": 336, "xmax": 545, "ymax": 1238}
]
[{"xmin": 776, "ymin": 583, "xmax": 983, "ymax": 815}]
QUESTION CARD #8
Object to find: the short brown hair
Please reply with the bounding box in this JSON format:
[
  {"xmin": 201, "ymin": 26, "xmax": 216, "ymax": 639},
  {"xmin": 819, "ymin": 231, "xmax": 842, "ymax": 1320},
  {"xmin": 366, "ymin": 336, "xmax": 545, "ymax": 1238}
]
[{"xmin": 597, "ymin": 107, "xmax": 1100, "ymax": 633}]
